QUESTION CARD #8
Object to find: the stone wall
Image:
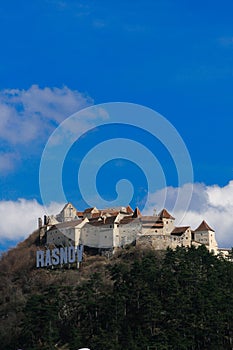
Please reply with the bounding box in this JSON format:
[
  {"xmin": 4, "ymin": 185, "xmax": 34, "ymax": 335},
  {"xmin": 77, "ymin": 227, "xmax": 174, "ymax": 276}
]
[{"xmin": 136, "ymin": 234, "xmax": 184, "ymax": 250}]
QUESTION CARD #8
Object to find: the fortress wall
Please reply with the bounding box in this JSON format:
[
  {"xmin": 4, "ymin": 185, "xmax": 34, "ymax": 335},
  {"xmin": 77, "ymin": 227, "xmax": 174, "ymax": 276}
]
[{"xmin": 136, "ymin": 234, "xmax": 184, "ymax": 250}]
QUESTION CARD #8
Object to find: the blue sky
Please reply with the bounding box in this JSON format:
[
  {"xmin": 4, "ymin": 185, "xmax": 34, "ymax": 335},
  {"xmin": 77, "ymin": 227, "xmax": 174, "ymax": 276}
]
[{"xmin": 0, "ymin": 0, "xmax": 233, "ymax": 250}]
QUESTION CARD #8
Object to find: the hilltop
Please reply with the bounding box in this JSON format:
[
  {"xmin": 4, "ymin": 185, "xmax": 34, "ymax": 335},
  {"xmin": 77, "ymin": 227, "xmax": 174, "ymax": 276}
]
[{"xmin": 0, "ymin": 232, "xmax": 233, "ymax": 350}]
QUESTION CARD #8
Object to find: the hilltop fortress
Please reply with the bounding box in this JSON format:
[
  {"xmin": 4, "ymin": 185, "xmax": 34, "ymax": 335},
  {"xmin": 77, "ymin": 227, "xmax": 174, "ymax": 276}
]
[{"xmin": 38, "ymin": 203, "xmax": 230, "ymax": 257}]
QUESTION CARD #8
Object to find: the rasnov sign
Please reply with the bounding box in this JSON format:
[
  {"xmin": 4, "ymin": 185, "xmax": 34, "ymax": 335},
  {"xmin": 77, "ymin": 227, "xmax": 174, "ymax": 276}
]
[{"xmin": 36, "ymin": 245, "xmax": 83, "ymax": 268}]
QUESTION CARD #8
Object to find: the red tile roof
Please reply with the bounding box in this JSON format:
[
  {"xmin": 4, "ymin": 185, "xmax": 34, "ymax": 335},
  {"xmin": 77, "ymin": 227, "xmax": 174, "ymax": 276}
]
[
  {"xmin": 100, "ymin": 210, "xmax": 119, "ymax": 216},
  {"xmin": 171, "ymin": 226, "xmax": 190, "ymax": 236},
  {"xmin": 91, "ymin": 212, "xmax": 102, "ymax": 218},
  {"xmin": 158, "ymin": 208, "xmax": 175, "ymax": 220},
  {"xmin": 195, "ymin": 220, "xmax": 215, "ymax": 232},
  {"xmin": 87, "ymin": 215, "xmax": 118, "ymax": 226},
  {"xmin": 126, "ymin": 205, "xmax": 134, "ymax": 214},
  {"xmin": 120, "ymin": 217, "xmax": 140, "ymax": 225},
  {"xmin": 84, "ymin": 207, "xmax": 97, "ymax": 213},
  {"xmin": 141, "ymin": 216, "xmax": 163, "ymax": 223},
  {"xmin": 132, "ymin": 207, "xmax": 142, "ymax": 218}
]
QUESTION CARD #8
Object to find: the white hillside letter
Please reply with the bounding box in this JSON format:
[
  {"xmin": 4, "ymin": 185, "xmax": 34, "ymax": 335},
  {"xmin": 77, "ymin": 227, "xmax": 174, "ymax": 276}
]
[
  {"xmin": 45, "ymin": 249, "xmax": 52, "ymax": 266},
  {"xmin": 52, "ymin": 248, "xmax": 60, "ymax": 265},
  {"xmin": 68, "ymin": 246, "xmax": 76, "ymax": 263},
  {"xmin": 36, "ymin": 250, "xmax": 44, "ymax": 268},
  {"xmin": 60, "ymin": 247, "xmax": 68, "ymax": 264}
]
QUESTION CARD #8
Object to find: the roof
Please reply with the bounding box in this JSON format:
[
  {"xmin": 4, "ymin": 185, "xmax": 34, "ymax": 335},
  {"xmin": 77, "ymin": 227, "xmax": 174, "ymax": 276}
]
[
  {"xmin": 99, "ymin": 206, "xmax": 133, "ymax": 215},
  {"xmin": 100, "ymin": 208, "xmax": 117, "ymax": 213},
  {"xmin": 158, "ymin": 208, "xmax": 175, "ymax": 220},
  {"xmin": 195, "ymin": 220, "xmax": 215, "ymax": 232},
  {"xmin": 100, "ymin": 210, "xmax": 119, "ymax": 216},
  {"xmin": 142, "ymin": 223, "xmax": 163, "ymax": 228},
  {"xmin": 132, "ymin": 207, "xmax": 142, "ymax": 218},
  {"xmin": 86, "ymin": 220, "xmax": 104, "ymax": 227},
  {"xmin": 126, "ymin": 205, "xmax": 134, "ymax": 214},
  {"xmin": 171, "ymin": 226, "xmax": 190, "ymax": 236},
  {"xmin": 47, "ymin": 219, "xmax": 83, "ymax": 231},
  {"xmin": 88, "ymin": 216, "xmax": 101, "ymax": 221},
  {"xmin": 119, "ymin": 217, "xmax": 140, "ymax": 225},
  {"xmin": 140, "ymin": 216, "xmax": 163, "ymax": 223},
  {"xmin": 84, "ymin": 207, "xmax": 97, "ymax": 213},
  {"xmin": 87, "ymin": 215, "xmax": 118, "ymax": 226},
  {"xmin": 119, "ymin": 216, "xmax": 163, "ymax": 227},
  {"xmin": 91, "ymin": 212, "xmax": 102, "ymax": 218},
  {"xmin": 105, "ymin": 215, "xmax": 119, "ymax": 224}
]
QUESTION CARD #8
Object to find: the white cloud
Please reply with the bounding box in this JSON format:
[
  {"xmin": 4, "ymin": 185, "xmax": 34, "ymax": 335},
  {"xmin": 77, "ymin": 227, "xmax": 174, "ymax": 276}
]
[
  {"xmin": 0, "ymin": 85, "xmax": 92, "ymax": 144},
  {"xmin": 0, "ymin": 85, "xmax": 93, "ymax": 173},
  {"xmin": 0, "ymin": 199, "xmax": 64, "ymax": 241},
  {"xmin": 143, "ymin": 181, "xmax": 233, "ymax": 248}
]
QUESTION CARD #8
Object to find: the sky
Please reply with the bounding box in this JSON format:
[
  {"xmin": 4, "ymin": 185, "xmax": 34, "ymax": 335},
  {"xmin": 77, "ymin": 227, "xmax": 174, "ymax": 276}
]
[{"xmin": 0, "ymin": 0, "xmax": 233, "ymax": 251}]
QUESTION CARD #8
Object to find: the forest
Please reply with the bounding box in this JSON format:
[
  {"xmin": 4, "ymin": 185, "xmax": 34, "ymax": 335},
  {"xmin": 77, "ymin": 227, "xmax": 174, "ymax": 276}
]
[{"xmin": 0, "ymin": 232, "xmax": 233, "ymax": 350}]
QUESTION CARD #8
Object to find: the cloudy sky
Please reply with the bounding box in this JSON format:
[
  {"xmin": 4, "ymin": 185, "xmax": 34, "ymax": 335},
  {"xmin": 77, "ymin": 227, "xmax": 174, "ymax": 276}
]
[{"xmin": 0, "ymin": 0, "xmax": 233, "ymax": 251}]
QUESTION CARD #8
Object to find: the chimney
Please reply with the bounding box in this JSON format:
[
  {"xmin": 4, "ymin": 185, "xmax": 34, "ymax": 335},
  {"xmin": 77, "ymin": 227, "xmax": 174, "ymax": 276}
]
[
  {"xmin": 44, "ymin": 215, "xmax": 48, "ymax": 225},
  {"xmin": 38, "ymin": 217, "xmax": 42, "ymax": 229}
]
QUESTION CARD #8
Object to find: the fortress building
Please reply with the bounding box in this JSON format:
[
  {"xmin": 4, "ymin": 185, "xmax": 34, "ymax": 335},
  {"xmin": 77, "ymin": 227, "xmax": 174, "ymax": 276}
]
[{"xmin": 38, "ymin": 202, "xmax": 229, "ymax": 256}]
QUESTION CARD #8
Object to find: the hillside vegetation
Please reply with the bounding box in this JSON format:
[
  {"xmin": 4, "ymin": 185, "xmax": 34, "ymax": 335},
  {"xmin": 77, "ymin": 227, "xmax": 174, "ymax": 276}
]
[{"xmin": 0, "ymin": 231, "xmax": 233, "ymax": 350}]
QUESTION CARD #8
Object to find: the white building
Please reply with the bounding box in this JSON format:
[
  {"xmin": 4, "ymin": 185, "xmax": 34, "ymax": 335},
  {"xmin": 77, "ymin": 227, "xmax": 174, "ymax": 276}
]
[
  {"xmin": 47, "ymin": 218, "xmax": 88, "ymax": 247},
  {"xmin": 56, "ymin": 202, "xmax": 80, "ymax": 222},
  {"xmin": 192, "ymin": 220, "xmax": 218, "ymax": 255},
  {"xmin": 38, "ymin": 203, "xmax": 228, "ymax": 255}
]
